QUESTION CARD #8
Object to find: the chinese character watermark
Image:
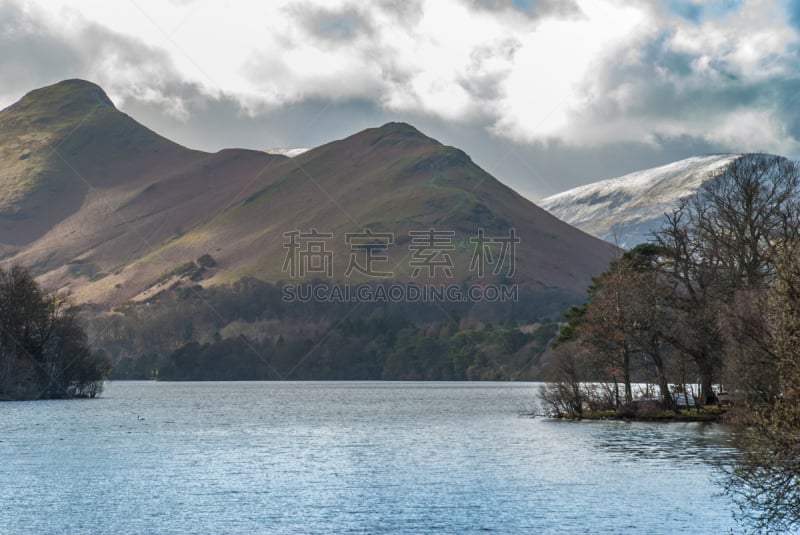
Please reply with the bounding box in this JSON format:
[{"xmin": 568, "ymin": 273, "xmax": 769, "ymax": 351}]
[
  {"xmin": 282, "ymin": 229, "xmax": 334, "ymax": 278},
  {"xmin": 281, "ymin": 227, "xmax": 519, "ymax": 286},
  {"xmin": 469, "ymin": 228, "xmax": 520, "ymax": 277},
  {"xmin": 408, "ymin": 229, "xmax": 455, "ymax": 278},
  {"xmin": 344, "ymin": 229, "xmax": 394, "ymax": 278}
]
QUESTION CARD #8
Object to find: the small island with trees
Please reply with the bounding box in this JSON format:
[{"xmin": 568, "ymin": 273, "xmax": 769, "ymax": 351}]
[{"xmin": 0, "ymin": 265, "xmax": 110, "ymax": 400}]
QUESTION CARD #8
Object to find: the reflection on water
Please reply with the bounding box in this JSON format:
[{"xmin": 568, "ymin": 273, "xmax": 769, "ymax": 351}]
[
  {"xmin": 590, "ymin": 420, "xmax": 738, "ymax": 464},
  {"xmin": 0, "ymin": 381, "xmax": 741, "ymax": 533}
]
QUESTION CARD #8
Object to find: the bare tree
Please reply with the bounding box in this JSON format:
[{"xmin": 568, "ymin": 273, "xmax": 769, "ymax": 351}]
[
  {"xmin": 655, "ymin": 154, "xmax": 800, "ymax": 405},
  {"xmin": 727, "ymin": 239, "xmax": 800, "ymax": 532}
]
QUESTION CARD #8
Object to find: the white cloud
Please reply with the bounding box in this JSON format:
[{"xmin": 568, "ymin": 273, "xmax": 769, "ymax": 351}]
[
  {"xmin": 701, "ymin": 108, "xmax": 800, "ymax": 154},
  {"xmin": 3, "ymin": 0, "xmax": 800, "ymax": 158},
  {"xmin": 491, "ymin": 0, "xmax": 651, "ymax": 141},
  {"xmin": 667, "ymin": 0, "xmax": 797, "ymax": 80}
]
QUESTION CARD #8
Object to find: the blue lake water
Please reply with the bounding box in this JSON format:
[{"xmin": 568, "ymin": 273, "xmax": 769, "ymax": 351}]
[{"xmin": 1, "ymin": 381, "xmax": 741, "ymax": 533}]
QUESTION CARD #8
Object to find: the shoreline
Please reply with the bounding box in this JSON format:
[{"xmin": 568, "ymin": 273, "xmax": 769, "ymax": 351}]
[{"xmin": 547, "ymin": 405, "xmax": 728, "ymax": 423}]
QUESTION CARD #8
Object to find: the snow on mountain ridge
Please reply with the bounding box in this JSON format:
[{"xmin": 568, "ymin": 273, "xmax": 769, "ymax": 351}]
[
  {"xmin": 264, "ymin": 147, "xmax": 310, "ymax": 158},
  {"xmin": 540, "ymin": 154, "xmax": 742, "ymax": 247}
]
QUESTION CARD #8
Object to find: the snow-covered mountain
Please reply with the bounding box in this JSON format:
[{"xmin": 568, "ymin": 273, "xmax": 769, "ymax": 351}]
[{"xmin": 539, "ymin": 154, "xmax": 742, "ymax": 248}]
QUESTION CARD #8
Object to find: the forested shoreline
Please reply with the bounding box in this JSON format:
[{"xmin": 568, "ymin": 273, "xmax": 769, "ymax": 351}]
[{"xmin": 84, "ymin": 279, "xmax": 559, "ymax": 381}]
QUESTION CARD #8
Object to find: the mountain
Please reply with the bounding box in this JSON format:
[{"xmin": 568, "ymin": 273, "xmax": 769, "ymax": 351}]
[
  {"xmin": 0, "ymin": 79, "xmax": 199, "ymax": 247},
  {"xmin": 539, "ymin": 154, "xmax": 743, "ymax": 248},
  {"xmin": 1, "ymin": 79, "xmax": 616, "ymax": 310}
]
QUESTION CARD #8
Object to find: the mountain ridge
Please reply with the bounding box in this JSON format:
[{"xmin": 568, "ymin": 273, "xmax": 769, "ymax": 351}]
[
  {"xmin": 539, "ymin": 154, "xmax": 756, "ymax": 247},
  {"xmin": 1, "ymin": 79, "xmax": 616, "ymax": 309}
]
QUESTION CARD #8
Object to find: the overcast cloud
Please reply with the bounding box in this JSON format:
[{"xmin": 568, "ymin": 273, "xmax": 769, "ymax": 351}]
[{"xmin": 1, "ymin": 0, "xmax": 799, "ymax": 199}]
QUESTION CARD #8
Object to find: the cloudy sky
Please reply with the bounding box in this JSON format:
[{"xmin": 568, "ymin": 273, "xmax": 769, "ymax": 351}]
[{"xmin": 2, "ymin": 0, "xmax": 799, "ymax": 199}]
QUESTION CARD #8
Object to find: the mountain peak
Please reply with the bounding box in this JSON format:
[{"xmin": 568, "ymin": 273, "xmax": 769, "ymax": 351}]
[
  {"xmin": 366, "ymin": 121, "xmax": 436, "ymax": 145},
  {"xmin": 377, "ymin": 121, "xmax": 423, "ymax": 134},
  {"xmin": 0, "ymin": 79, "xmax": 191, "ymax": 244},
  {"xmin": 6, "ymin": 79, "xmax": 115, "ymax": 119}
]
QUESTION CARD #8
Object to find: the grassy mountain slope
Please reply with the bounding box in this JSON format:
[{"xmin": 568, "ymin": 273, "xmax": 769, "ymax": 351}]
[
  {"xmin": 1, "ymin": 80, "xmax": 616, "ymax": 308},
  {"xmin": 0, "ymin": 79, "xmax": 202, "ymax": 248}
]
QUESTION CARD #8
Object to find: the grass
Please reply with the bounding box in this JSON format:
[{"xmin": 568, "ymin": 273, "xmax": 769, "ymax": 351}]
[{"xmin": 578, "ymin": 405, "xmax": 727, "ymax": 422}]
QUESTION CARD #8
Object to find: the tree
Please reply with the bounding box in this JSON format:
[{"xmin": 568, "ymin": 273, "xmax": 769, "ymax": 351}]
[
  {"xmin": 548, "ymin": 244, "xmax": 675, "ymax": 410},
  {"xmin": 727, "ymin": 239, "xmax": 800, "ymax": 532},
  {"xmin": 695, "ymin": 155, "xmax": 800, "ymax": 289},
  {"xmin": 655, "ymin": 202, "xmax": 724, "ymax": 405},
  {"xmin": 539, "ymin": 340, "xmax": 591, "ymax": 418},
  {"xmin": 718, "ymin": 287, "xmax": 779, "ymax": 404},
  {"xmin": 581, "ymin": 256, "xmax": 636, "ymax": 405},
  {"xmin": 622, "ymin": 244, "xmax": 674, "ymax": 408},
  {"xmin": 0, "ymin": 265, "xmax": 109, "ymax": 399},
  {"xmin": 655, "ymin": 154, "xmax": 800, "ymax": 404}
]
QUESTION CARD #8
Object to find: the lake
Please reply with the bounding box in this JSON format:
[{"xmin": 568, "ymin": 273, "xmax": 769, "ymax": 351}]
[{"xmin": 1, "ymin": 381, "xmax": 741, "ymax": 533}]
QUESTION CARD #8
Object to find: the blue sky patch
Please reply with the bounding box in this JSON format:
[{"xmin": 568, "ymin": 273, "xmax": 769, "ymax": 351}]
[{"xmin": 660, "ymin": 0, "xmax": 743, "ymax": 22}]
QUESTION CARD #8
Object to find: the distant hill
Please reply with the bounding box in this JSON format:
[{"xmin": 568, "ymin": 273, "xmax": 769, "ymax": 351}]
[
  {"xmin": 539, "ymin": 154, "xmax": 753, "ymax": 248},
  {"xmin": 1, "ymin": 79, "xmax": 616, "ymax": 309}
]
